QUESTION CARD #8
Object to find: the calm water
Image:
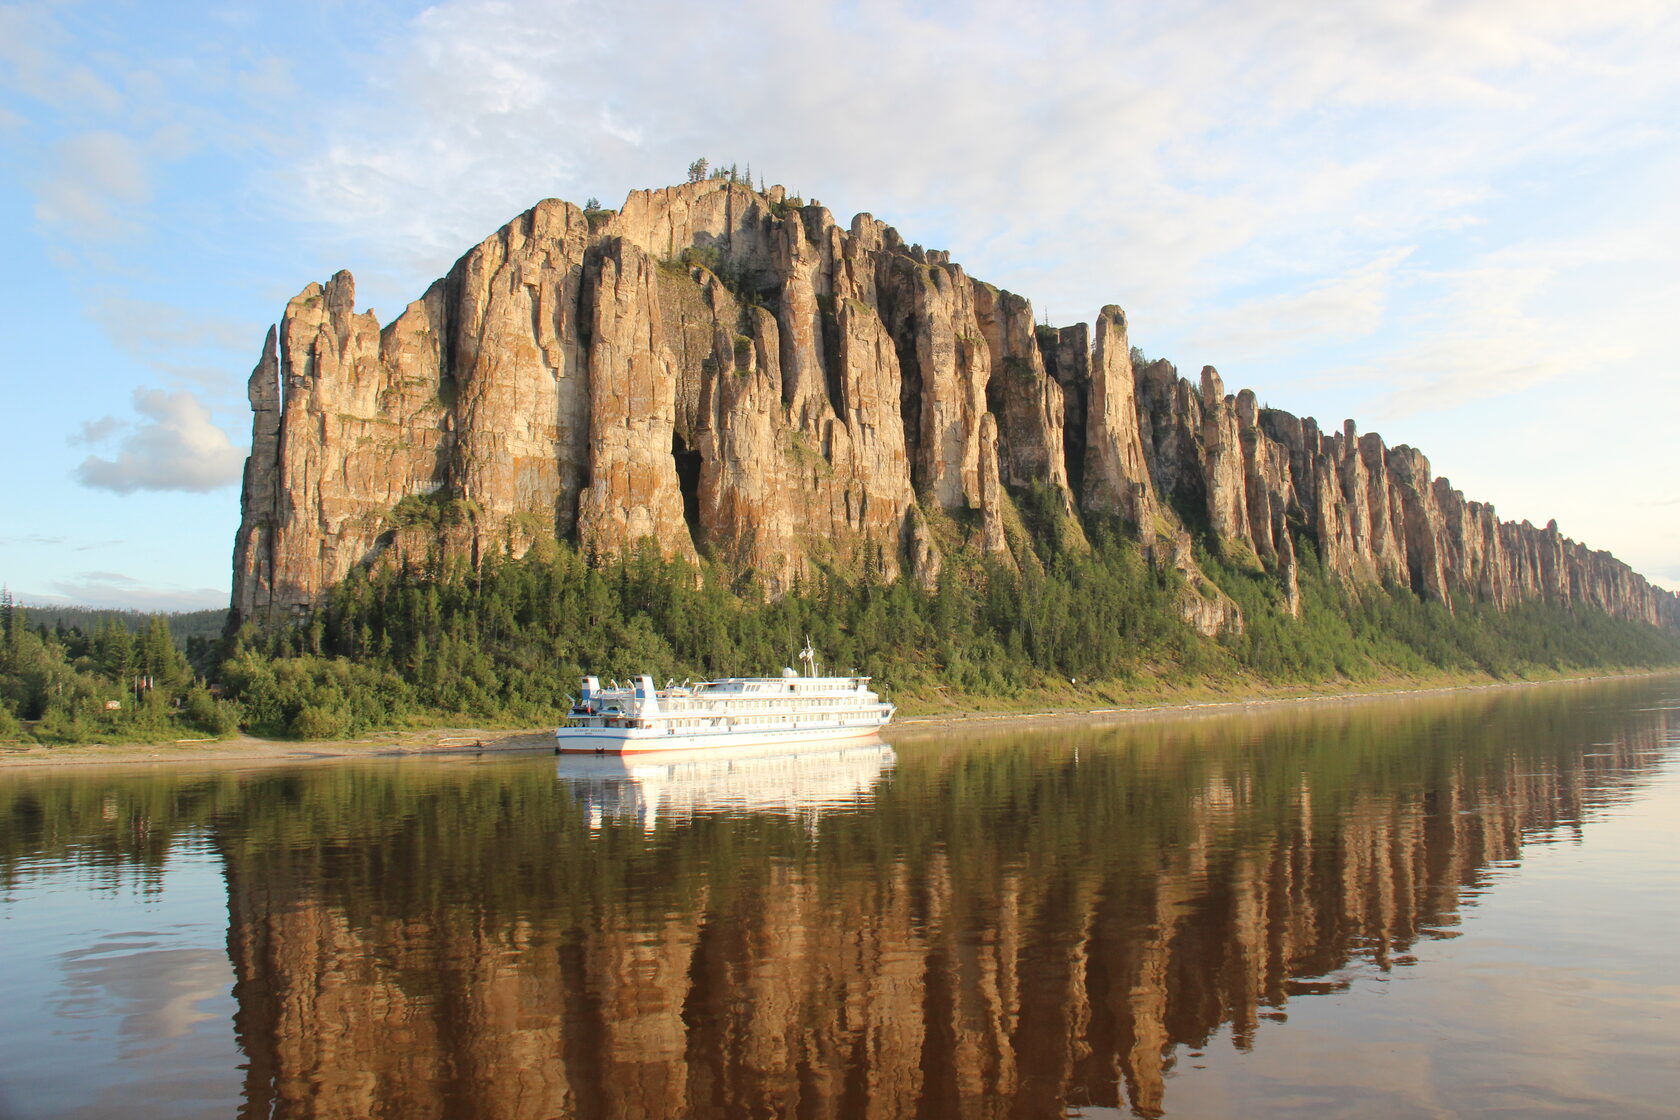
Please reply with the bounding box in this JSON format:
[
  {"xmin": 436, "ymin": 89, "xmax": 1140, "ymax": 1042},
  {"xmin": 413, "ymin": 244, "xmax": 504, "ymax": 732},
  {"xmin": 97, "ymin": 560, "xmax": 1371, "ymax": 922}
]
[{"xmin": 2, "ymin": 676, "xmax": 1679, "ymax": 1119}]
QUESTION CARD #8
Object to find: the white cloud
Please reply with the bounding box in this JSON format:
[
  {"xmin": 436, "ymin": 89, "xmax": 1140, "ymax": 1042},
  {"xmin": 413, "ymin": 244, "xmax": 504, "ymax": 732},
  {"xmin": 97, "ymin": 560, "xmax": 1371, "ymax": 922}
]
[{"xmin": 74, "ymin": 388, "xmax": 247, "ymax": 493}]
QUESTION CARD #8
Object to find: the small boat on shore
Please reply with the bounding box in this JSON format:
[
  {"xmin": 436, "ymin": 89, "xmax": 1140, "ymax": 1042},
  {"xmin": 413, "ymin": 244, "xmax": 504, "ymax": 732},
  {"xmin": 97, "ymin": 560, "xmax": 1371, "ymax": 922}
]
[{"xmin": 556, "ymin": 642, "xmax": 894, "ymax": 754}]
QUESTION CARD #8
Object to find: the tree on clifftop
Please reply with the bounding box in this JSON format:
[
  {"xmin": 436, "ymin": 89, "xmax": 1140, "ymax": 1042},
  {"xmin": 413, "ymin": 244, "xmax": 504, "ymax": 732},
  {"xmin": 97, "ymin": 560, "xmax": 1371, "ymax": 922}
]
[{"xmin": 686, "ymin": 157, "xmax": 708, "ymax": 183}]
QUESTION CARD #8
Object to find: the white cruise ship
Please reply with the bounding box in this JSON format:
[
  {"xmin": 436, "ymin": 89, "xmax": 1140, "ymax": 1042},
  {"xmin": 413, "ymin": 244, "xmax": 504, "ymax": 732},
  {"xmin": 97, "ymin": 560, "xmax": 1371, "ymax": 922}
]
[{"xmin": 556, "ymin": 643, "xmax": 894, "ymax": 754}]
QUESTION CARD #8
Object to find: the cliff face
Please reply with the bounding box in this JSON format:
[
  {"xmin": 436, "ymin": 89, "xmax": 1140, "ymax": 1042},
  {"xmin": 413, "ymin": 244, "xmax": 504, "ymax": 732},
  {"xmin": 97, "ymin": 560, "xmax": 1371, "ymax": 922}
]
[{"xmin": 232, "ymin": 179, "xmax": 1679, "ymax": 633}]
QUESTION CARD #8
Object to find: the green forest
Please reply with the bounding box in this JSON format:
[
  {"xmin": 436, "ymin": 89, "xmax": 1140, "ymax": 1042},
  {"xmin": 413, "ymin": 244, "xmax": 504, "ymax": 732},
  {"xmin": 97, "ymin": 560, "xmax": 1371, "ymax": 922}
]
[
  {"xmin": 3, "ymin": 518, "xmax": 1679, "ymax": 745},
  {"xmin": 0, "ymin": 592, "xmax": 239, "ymax": 744}
]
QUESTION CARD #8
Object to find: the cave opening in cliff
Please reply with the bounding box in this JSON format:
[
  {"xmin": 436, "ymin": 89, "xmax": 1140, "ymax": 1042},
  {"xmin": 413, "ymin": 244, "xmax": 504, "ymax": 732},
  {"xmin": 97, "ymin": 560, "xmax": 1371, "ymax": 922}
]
[{"xmin": 672, "ymin": 433, "xmax": 702, "ymax": 544}]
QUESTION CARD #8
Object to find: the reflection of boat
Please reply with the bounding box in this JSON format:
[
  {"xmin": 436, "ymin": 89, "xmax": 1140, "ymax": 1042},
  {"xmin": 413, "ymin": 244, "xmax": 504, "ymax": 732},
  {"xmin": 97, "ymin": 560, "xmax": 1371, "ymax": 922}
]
[
  {"xmin": 556, "ymin": 741, "xmax": 895, "ymax": 829},
  {"xmin": 556, "ymin": 641, "xmax": 894, "ymax": 753}
]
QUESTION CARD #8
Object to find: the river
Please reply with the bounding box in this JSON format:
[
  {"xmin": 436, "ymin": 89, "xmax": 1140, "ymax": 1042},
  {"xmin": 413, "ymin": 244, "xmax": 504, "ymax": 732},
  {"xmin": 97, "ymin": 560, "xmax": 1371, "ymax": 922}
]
[{"xmin": 1, "ymin": 674, "xmax": 1677, "ymax": 1118}]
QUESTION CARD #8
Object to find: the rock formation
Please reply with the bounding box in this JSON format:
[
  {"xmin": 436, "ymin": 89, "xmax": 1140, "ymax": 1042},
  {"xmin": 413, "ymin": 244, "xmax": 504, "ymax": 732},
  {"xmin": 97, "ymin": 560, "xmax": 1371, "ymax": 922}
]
[{"xmin": 231, "ymin": 179, "xmax": 1679, "ymax": 635}]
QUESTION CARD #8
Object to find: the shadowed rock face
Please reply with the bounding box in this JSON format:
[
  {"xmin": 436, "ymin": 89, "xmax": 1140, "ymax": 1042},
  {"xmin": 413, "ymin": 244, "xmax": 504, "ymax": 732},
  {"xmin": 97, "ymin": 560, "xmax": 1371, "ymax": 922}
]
[{"xmin": 231, "ymin": 180, "xmax": 1680, "ymax": 634}]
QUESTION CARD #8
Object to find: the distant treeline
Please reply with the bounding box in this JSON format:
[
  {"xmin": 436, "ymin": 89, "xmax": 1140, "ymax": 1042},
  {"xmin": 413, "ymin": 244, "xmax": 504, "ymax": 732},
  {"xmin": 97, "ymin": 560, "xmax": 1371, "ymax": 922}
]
[
  {"xmin": 13, "ymin": 603, "xmax": 227, "ymax": 647},
  {"xmin": 3, "ymin": 528, "xmax": 1678, "ymax": 745}
]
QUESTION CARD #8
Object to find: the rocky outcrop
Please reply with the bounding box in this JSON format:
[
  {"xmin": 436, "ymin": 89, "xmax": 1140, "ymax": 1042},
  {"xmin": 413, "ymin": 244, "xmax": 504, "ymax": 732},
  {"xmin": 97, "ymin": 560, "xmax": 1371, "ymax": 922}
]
[
  {"xmin": 231, "ymin": 179, "xmax": 1679, "ymax": 635},
  {"xmin": 1082, "ymin": 307, "xmax": 1156, "ymax": 531},
  {"xmin": 574, "ymin": 237, "xmax": 696, "ymax": 564},
  {"xmin": 973, "ymin": 285, "xmax": 1070, "ymax": 505},
  {"xmin": 231, "ymin": 271, "xmax": 450, "ymax": 624}
]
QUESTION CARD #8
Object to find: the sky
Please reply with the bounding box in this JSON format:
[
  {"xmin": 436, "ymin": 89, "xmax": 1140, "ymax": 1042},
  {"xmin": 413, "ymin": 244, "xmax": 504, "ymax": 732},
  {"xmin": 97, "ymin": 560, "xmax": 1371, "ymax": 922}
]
[{"xmin": 1, "ymin": 0, "xmax": 1677, "ymax": 611}]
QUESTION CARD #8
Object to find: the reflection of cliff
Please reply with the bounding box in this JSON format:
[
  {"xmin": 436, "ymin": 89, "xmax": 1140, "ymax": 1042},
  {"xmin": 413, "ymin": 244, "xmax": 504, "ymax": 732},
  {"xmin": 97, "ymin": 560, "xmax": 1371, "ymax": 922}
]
[{"xmin": 215, "ymin": 682, "xmax": 1676, "ymax": 1119}]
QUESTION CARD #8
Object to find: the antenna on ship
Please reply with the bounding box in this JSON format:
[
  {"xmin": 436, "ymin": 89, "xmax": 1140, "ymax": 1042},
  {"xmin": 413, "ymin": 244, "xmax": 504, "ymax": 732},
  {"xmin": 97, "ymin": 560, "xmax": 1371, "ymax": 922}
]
[{"xmin": 799, "ymin": 635, "xmax": 817, "ymax": 677}]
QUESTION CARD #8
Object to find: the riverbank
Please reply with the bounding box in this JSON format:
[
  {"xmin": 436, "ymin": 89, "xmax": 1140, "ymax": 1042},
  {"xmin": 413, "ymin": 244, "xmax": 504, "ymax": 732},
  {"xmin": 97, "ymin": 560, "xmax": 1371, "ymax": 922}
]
[
  {"xmin": 3, "ymin": 665, "xmax": 1674, "ymax": 770},
  {"xmin": 887, "ymin": 666, "xmax": 1680, "ymax": 739}
]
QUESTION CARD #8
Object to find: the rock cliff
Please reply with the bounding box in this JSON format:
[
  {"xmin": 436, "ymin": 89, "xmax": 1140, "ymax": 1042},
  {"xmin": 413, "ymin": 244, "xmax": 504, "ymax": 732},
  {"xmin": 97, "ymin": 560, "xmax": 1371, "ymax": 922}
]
[{"xmin": 232, "ymin": 179, "xmax": 1679, "ymax": 635}]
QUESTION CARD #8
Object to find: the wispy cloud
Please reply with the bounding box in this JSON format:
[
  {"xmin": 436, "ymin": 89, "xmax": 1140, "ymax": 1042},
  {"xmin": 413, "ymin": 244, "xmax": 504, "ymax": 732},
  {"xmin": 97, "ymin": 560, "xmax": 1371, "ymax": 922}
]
[
  {"xmin": 267, "ymin": 1, "xmax": 1680, "ymax": 325},
  {"xmin": 70, "ymin": 415, "xmax": 126, "ymax": 445},
  {"xmin": 1187, "ymin": 248, "xmax": 1416, "ymax": 360},
  {"xmin": 0, "ymin": 4, "xmax": 123, "ymax": 115},
  {"xmin": 92, "ymin": 295, "xmax": 254, "ymax": 355},
  {"xmin": 32, "ymin": 129, "xmax": 152, "ymax": 239},
  {"xmin": 87, "ymin": 296, "xmax": 257, "ymax": 397}
]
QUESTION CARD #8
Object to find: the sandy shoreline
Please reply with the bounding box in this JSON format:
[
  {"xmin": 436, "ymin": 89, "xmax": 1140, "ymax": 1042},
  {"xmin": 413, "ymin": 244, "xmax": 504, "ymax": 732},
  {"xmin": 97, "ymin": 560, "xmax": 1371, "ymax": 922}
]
[{"xmin": 3, "ymin": 668, "xmax": 1673, "ymax": 772}]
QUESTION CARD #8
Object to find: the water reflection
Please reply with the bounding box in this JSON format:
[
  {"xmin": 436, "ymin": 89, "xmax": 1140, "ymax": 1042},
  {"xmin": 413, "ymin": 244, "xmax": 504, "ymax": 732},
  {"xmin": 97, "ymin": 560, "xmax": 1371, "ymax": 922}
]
[
  {"xmin": 556, "ymin": 741, "xmax": 895, "ymax": 829},
  {"xmin": 0, "ymin": 676, "xmax": 1676, "ymax": 1119}
]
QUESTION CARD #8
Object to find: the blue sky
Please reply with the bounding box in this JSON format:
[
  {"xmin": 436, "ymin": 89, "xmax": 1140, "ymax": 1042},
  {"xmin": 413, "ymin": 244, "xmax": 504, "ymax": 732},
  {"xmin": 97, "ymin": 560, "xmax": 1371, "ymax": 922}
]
[{"xmin": 2, "ymin": 0, "xmax": 1677, "ymax": 610}]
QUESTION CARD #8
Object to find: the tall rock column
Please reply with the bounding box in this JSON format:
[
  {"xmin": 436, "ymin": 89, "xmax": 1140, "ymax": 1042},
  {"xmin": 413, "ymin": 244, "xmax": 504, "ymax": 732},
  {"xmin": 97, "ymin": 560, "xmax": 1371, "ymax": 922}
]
[
  {"xmin": 231, "ymin": 327, "xmax": 281, "ymax": 624},
  {"xmin": 1357, "ymin": 433, "xmax": 1410, "ymax": 586},
  {"xmin": 1084, "ymin": 307, "xmax": 1156, "ymax": 530},
  {"xmin": 774, "ymin": 208, "xmax": 837, "ymax": 429},
  {"xmin": 1332, "ymin": 423, "xmax": 1375, "ymax": 580},
  {"xmin": 256, "ymin": 271, "xmax": 448, "ymax": 620},
  {"xmin": 1041, "ymin": 324, "xmax": 1091, "ymax": 500},
  {"xmin": 1236, "ymin": 391, "xmax": 1300, "ymax": 613},
  {"xmin": 883, "ymin": 256, "xmax": 989, "ymax": 510},
  {"xmin": 1385, "ymin": 446, "xmax": 1449, "ymax": 604},
  {"xmin": 575, "ymin": 238, "xmax": 697, "ymax": 563},
  {"xmin": 446, "ymin": 199, "xmax": 592, "ymax": 556},
  {"xmin": 830, "ymin": 293, "xmax": 927, "ymax": 584},
  {"xmin": 694, "ymin": 301, "xmax": 803, "ymax": 594},
  {"xmin": 973, "ymin": 285, "xmax": 1072, "ymax": 507},
  {"xmin": 1197, "ymin": 367, "xmax": 1251, "ymax": 550},
  {"xmin": 977, "ymin": 414, "xmax": 1011, "ymax": 562}
]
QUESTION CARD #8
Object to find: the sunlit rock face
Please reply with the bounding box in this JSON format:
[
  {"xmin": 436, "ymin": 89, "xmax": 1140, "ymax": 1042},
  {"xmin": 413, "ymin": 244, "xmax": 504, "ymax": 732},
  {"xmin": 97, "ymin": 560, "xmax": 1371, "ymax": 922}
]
[{"xmin": 230, "ymin": 179, "xmax": 1680, "ymax": 633}]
